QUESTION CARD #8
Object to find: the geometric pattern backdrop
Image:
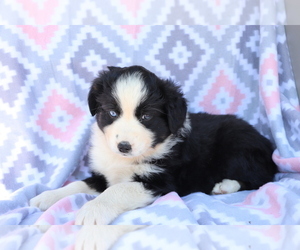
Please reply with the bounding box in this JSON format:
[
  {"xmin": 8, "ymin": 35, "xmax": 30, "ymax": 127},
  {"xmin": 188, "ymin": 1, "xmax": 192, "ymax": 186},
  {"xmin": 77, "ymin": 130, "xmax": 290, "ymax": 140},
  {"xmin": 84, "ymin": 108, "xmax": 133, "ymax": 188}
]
[
  {"xmin": 0, "ymin": 0, "xmax": 287, "ymax": 25},
  {"xmin": 1, "ymin": 1, "xmax": 300, "ymax": 250},
  {"xmin": 1, "ymin": 25, "xmax": 299, "ymax": 194}
]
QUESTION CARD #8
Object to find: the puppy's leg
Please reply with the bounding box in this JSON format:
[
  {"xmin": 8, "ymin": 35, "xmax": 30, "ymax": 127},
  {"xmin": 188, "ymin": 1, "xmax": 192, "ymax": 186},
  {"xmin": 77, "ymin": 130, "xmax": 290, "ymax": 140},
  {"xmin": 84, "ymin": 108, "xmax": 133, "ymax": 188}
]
[
  {"xmin": 75, "ymin": 182, "xmax": 155, "ymax": 225},
  {"xmin": 75, "ymin": 225, "xmax": 145, "ymax": 250},
  {"xmin": 211, "ymin": 179, "xmax": 241, "ymax": 195},
  {"xmin": 30, "ymin": 181, "xmax": 99, "ymax": 211}
]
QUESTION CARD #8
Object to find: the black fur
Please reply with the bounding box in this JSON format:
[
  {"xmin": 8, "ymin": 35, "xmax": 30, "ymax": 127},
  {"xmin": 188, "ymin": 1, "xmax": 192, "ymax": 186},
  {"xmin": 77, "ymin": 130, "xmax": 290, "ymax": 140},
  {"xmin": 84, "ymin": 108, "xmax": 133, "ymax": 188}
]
[
  {"xmin": 135, "ymin": 112, "xmax": 277, "ymax": 196},
  {"xmin": 84, "ymin": 65, "xmax": 278, "ymax": 197},
  {"xmin": 83, "ymin": 172, "xmax": 108, "ymax": 193}
]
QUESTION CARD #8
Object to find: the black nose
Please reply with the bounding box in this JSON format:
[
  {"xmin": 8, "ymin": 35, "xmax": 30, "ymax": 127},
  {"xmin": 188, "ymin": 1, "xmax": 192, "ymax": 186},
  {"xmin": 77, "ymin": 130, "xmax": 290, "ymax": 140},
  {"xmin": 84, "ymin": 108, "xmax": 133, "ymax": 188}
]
[{"xmin": 117, "ymin": 141, "xmax": 132, "ymax": 153}]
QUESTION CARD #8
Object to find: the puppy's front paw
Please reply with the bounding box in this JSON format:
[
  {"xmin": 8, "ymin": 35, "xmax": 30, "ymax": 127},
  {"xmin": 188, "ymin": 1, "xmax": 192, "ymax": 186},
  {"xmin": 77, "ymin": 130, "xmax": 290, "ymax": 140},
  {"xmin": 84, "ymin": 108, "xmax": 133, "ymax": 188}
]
[
  {"xmin": 75, "ymin": 199, "xmax": 115, "ymax": 225},
  {"xmin": 75, "ymin": 226, "xmax": 115, "ymax": 250},
  {"xmin": 30, "ymin": 190, "xmax": 63, "ymax": 211}
]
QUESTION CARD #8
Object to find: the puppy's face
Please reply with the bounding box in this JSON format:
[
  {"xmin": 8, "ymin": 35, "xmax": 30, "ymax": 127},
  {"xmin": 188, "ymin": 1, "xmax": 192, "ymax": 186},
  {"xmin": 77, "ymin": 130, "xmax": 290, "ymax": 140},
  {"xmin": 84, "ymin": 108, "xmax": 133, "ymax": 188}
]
[{"xmin": 88, "ymin": 66, "xmax": 187, "ymax": 158}]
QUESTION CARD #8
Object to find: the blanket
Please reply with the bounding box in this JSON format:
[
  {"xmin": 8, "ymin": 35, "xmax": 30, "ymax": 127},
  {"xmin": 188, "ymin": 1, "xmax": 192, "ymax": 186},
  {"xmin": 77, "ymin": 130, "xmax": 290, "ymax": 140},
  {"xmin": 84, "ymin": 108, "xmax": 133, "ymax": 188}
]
[{"xmin": 1, "ymin": 1, "xmax": 300, "ymax": 250}]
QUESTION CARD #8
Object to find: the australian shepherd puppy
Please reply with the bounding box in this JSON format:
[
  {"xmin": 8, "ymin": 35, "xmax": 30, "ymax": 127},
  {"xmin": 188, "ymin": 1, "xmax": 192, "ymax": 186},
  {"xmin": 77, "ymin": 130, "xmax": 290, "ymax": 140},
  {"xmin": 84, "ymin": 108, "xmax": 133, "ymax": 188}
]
[{"xmin": 31, "ymin": 65, "xmax": 277, "ymax": 228}]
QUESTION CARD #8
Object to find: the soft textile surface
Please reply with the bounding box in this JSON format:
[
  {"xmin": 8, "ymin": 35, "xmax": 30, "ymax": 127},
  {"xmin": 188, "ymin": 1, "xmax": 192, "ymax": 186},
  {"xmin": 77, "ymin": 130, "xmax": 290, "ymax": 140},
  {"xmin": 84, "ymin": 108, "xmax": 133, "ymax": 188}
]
[
  {"xmin": 1, "ymin": 2, "xmax": 300, "ymax": 250},
  {"xmin": 0, "ymin": 0, "xmax": 286, "ymax": 25}
]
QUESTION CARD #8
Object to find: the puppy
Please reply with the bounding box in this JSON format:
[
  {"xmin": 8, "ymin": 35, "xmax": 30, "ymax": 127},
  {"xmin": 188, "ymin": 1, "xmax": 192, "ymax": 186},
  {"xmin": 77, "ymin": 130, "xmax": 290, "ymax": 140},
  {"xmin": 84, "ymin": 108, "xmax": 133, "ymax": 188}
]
[{"xmin": 30, "ymin": 65, "xmax": 278, "ymax": 226}]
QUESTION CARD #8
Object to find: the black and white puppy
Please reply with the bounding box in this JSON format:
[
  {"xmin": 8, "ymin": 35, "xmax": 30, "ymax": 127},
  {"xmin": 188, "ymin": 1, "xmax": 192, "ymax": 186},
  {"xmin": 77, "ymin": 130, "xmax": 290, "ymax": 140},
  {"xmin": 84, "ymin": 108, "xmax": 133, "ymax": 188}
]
[{"xmin": 30, "ymin": 65, "xmax": 278, "ymax": 226}]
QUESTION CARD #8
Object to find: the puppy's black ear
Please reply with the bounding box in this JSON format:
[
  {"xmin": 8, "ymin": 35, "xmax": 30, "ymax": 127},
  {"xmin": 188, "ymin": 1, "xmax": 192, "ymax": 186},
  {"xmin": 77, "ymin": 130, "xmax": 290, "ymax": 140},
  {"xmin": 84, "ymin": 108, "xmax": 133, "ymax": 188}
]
[
  {"xmin": 89, "ymin": 66, "xmax": 124, "ymax": 116},
  {"xmin": 164, "ymin": 80, "xmax": 188, "ymax": 135},
  {"xmin": 88, "ymin": 77, "xmax": 103, "ymax": 116},
  {"xmin": 108, "ymin": 66, "xmax": 122, "ymax": 72}
]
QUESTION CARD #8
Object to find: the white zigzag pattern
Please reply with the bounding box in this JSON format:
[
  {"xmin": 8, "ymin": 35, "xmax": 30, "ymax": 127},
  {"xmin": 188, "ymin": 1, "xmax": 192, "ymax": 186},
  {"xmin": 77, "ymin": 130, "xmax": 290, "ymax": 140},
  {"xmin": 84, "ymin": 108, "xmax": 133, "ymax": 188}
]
[
  {"xmin": 0, "ymin": 0, "xmax": 287, "ymax": 25},
  {"xmin": 178, "ymin": 1, "xmax": 206, "ymax": 24},
  {"xmin": 16, "ymin": 163, "xmax": 46, "ymax": 187},
  {"xmin": 1, "ymin": 137, "xmax": 67, "ymax": 190},
  {"xmin": 205, "ymin": 0, "xmax": 232, "ymax": 21},
  {"xmin": 57, "ymin": 26, "xmax": 131, "ymax": 85},
  {"xmin": 10, "ymin": 25, "xmax": 68, "ymax": 61},
  {"xmin": 71, "ymin": 0, "xmax": 112, "ymax": 25},
  {"xmin": 144, "ymin": 25, "xmax": 174, "ymax": 77},
  {"xmin": 3, "ymin": 0, "xmax": 69, "ymax": 25},
  {"xmin": 192, "ymin": 204, "xmax": 247, "ymax": 225},
  {"xmin": 207, "ymin": 25, "xmax": 231, "ymax": 41},
  {"xmin": 0, "ymin": 38, "xmax": 41, "ymax": 119},
  {"xmin": 280, "ymin": 79, "xmax": 299, "ymax": 106},
  {"xmin": 0, "ymin": 123, "xmax": 11, "ymax": 147},
  {"xmin": 116, "ymin": 226, "xmax": 196, "ymax": 250},
  {"xmin": 112, "ymin": 25, "xmax": 152, "ymax": 50},
  {"xmin": 112, "ymin": 0, "xmax": 155, "ymax": 25},
  {"xmin": 154, "ymin": 0, "xmax": 176, "ymax": 25},
  {"xmin": 229, "ymin": 26, "xmax": 260, "ymax": 81},
  {"xmin": 190, "ymin": 58, "xmax": 255, "ymax": 117},
  {"xmin": 179, "ymin": 26, "xmax": 214, "ymax": 95},
  {"xmin": 235, "ymin": 187, "xmax": 285, "ymax": 224},
  {"xmin": 192, "ymin": 226, "xmax": 249, "ymax": 249},
  {"xmin": 244, "ymin": 226, "xmax": 285, "ymax": 249},
  {"xmin": 0, "ymin": 61, "xmax": 16, "ymax": 91},
  {"xmin": 115, "ymin": 208, "xmax": 194, "ymax": 225}
]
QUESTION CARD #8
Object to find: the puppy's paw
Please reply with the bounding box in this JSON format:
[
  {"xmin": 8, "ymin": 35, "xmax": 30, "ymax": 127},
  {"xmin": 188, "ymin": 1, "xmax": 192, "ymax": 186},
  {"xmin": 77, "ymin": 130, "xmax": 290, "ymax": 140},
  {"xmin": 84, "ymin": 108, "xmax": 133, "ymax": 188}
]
[
  {"xmin": 75, "ymin": 199, "xmax": 116, "ymax": 225},
  {"xmin": 212, "ymin": 179, "xmax": 241, "ymax": 195},
  {"xmin": 75, "ymin": 226, "xmax": 110, "ymax": 250},
  {"xmin": 30, "ymin": 190, "xmax": 63, "ymax": 211}
]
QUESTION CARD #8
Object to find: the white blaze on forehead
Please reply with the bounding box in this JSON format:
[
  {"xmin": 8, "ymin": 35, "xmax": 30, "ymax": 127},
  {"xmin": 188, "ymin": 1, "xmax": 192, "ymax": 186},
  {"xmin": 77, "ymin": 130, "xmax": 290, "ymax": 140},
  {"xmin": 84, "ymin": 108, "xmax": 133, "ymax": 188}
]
[
  {"xmin": 106, "ymin": 72, "xmax": 154, "ymax": 158},
  {"xmin": 112, "ymin": 73, "xmax": 147, "ymax": 117}
]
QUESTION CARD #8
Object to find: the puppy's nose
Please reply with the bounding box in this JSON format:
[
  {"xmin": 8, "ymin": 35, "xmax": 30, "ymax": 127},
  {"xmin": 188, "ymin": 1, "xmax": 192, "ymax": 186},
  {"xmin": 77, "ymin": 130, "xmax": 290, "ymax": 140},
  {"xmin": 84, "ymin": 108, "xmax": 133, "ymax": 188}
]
[{"xmin": 117, "ymin": 141, "xmax": 132, "ymax": 153}]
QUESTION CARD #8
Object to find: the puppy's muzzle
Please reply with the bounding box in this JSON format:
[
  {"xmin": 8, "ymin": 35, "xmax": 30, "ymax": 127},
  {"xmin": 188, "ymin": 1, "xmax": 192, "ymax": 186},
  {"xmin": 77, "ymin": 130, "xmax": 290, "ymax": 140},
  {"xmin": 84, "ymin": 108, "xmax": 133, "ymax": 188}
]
[{"xmin": 117, "ymin": 141, "xmax": 132, "ymax": 154}]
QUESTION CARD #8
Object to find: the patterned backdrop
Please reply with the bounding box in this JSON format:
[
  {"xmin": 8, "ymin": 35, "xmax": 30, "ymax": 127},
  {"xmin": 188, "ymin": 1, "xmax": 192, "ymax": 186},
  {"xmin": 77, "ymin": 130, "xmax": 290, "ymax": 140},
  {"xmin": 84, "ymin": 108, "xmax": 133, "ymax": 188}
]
[
  {"xmin": 1, "ymin": 24, "xmax": 299, "ymax": 195},
  {"xmin": 0, "ymin": 0, "xmax": 287, "ymax": 25},
  {"xmin": 1, "ymin": 1, "xmax": 300, "ymax": 250}
]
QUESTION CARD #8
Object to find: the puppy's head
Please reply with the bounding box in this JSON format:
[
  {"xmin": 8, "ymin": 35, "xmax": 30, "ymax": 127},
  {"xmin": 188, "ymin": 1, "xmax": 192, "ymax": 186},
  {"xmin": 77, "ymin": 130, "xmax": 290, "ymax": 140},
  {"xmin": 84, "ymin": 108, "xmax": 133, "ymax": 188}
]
[{"xmin": 88, "ymin": 65, "xmax": 188, "ymax": 158}]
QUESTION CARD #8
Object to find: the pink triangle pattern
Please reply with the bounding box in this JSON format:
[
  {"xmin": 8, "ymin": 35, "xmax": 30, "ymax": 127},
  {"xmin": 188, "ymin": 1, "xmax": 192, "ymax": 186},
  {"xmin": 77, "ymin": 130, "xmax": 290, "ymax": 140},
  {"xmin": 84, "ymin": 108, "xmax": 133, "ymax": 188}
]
[
  {"xmin": 235, "ymin": 183, "xmax": 281, "ymax": 219},
  {"xmin": 238, "ymin": 226, "xmax": 283, "ymax": 243},
  {"xmin": 199, "ymin": 70, "xmax": 246, "ymax": 114},
  {"xmin": 16, "ymin": 0, "xmax": 59, "ymax": 24},
  {"xmin": 17, "ymin": 25, "xmax": 59, "ymax": 50},
  {"xmin": 120, "ymin": 25, "xmax": 144, "ymax": 39},
  {"xmin": 215, "ymin": 0, "xmax": 221, "ymax": 6},
  {"xmin": 273, "ymin": 153, "xmax": 300, "ymax": 172},
  {"xmin": 120, "ymin": 0, "xmax": 145, "ymax": 17}
]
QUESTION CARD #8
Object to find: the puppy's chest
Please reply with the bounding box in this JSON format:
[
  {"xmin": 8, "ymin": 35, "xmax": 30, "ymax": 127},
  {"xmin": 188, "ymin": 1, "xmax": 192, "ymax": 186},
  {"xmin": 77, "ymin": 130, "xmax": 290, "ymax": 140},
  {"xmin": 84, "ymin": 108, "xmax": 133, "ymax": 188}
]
[
  {"xmin": 101, "ymin": 163, "xmax": 138, "ymax": 186},
  {"xmin": 91, "ymin": 155, "xmax": 156, "ymax": 186}
]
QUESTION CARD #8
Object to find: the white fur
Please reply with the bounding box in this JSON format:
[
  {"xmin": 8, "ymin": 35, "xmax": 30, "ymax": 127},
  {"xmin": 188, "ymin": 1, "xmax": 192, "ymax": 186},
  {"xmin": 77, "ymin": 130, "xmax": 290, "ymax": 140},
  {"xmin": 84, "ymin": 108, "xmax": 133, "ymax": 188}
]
[
  {"xmin": 178, "ymin": 113, "xmax": 192, "ymax": 137},
  {"xmin": 112, "ymin": 73, "xmax": 147, "ymax": 116},
  {"xmin": 211, "ymin": 179, "xmax": 241, "ymax": 195},
  {"xmin": 75, "ymin": 225, "xmax": 145, "ymax": 250},
  {"xmin": 30, "ymin": 181, "xmax": 98, "ymax": 211},
  {"xmin": 104, "ymin": 73, "xmax": 153, "ymax": 157},
  {"xmin": 75, "ymin": 182, "xmax": 154, "ymax": 225},
  {"xmin": 89, "ymin": 122, "xmax": 181, "ymax": 186}
]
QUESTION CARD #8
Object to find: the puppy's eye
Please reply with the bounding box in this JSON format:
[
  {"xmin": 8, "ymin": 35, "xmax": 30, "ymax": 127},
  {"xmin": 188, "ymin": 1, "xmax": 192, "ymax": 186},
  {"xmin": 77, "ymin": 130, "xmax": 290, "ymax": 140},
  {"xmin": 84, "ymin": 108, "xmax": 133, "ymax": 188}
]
[
  {"xmin": 141, "ymin": 114, "xmax": 153, "ymax": 121},
  {"xmin": 109, "ymin": 110, "xmax": 118, "ymax": 118}
]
